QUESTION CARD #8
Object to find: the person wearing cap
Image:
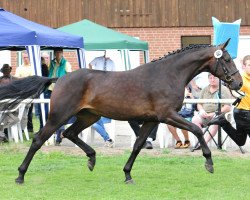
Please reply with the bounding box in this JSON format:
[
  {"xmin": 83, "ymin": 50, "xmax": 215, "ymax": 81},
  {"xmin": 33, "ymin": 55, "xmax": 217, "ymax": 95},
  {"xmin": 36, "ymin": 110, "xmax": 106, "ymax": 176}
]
[
  {"xmin": 0, "ymin": 64, "xmax": 19, "ymax": 142},
  {"xmin": 0, "ymin": 64, "xmax": 17, "ymax": 85},
  {"xmin": 48, "ymin": 48, "xmax": 72, "ymax": 145},
  {"xmin": 88, "ymin": 50, "xmax": 115, "ymax": 147}
]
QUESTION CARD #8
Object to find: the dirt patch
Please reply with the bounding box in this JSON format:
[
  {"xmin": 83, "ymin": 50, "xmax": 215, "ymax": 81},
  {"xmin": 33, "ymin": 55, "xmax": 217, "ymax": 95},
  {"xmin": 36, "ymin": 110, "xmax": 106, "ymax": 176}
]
[
  {"xmin": 39, "ymin": 145, "xmax": 250, "ymax": 159},
  {"xmin": 1, "ymin": 143, "xmax": 249, "ymax": 158}
]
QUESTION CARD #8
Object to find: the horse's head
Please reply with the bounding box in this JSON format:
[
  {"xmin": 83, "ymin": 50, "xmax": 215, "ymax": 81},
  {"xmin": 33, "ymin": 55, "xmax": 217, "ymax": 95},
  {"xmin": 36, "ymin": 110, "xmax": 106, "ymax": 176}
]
[{"xmin": 210, "ymin": 39, "xmax": 243, "ymax": 90}]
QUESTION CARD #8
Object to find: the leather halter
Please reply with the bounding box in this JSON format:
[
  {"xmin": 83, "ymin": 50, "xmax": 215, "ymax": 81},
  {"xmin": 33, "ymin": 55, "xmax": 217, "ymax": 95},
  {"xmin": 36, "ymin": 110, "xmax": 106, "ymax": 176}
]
[{"xmin": 214, "ymin": 51, "xmax": 239, "ymax": 83}]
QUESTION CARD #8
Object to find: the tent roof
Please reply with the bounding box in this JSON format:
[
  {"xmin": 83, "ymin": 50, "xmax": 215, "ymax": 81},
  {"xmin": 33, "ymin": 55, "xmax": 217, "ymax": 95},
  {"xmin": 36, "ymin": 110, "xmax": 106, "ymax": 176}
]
[
  {"xmin": 58, "ymin": 19, "xmax": 148, "ymax": 51},
  {"xmin": 0, "ymin": 8, "xmax": 83, "ymax": 50}
]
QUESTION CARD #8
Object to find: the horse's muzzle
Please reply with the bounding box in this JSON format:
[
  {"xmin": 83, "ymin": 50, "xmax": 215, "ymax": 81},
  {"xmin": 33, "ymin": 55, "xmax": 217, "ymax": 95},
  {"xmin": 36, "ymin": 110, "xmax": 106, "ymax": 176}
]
[{"xmin": 229, "ymin": 80, "xmax": 243, "ymax": 90}]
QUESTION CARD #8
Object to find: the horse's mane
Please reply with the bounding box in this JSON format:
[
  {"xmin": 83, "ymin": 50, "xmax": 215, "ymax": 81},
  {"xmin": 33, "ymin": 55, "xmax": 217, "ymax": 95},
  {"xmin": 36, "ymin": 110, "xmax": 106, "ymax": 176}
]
[{"xmin": 151, "ymin": 44, "xmax": 213, "ymax": 62}]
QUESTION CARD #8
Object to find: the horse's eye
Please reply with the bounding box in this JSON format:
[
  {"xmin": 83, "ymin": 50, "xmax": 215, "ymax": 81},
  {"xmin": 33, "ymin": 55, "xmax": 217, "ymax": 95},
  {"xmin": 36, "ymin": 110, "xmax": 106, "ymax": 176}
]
[{"xmin": 224, "ymin": 57, "xmax": 230, "ymax": 62}]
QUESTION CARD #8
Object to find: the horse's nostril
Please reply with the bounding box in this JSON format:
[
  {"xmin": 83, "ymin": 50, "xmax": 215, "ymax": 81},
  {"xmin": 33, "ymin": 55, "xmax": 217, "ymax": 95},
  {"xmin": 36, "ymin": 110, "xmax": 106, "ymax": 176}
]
[{"xmin": 239, "ymin": 82, "xmax": 243, "ymax": 88}]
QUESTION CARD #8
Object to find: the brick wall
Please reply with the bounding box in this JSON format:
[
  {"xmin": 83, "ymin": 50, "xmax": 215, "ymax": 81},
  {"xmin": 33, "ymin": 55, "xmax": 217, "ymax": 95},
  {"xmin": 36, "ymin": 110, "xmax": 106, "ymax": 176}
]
[
  {"xmin": 116, "ymin": 26, "xmax": 250, "ymax": 61},
  {"xmin": 9, "ymin": 26, "xmax": 250, "ymax": 74}
]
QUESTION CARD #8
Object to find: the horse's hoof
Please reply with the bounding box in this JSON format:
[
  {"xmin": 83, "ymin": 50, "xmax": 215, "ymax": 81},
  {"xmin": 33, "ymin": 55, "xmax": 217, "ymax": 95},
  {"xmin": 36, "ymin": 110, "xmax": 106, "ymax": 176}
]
[
  {"xmin": 205, "ymin": 163, "xmax": 214, "ymax": 173},
  {"xmin": 87, "ymin": 160, "xmax": 95, "ymax": 171},
  {"xmin": 125, "ymin": 179, "xmax": 135, "ymax": 184},
  {"xmin": 15, "ymin": 177, "xmax": 24, "ymax": 184}
]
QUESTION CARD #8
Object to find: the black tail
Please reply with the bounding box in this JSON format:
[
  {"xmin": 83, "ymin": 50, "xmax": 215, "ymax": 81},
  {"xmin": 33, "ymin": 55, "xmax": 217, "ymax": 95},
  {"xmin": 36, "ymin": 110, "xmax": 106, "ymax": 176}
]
[{"xmin": 0, "ymin": 75, "xmax": 57, "ymax": 111}]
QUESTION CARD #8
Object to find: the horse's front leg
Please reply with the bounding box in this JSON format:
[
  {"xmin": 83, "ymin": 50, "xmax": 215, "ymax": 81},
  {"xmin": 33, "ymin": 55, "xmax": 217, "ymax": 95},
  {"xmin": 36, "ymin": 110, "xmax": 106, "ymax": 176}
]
[
  {"xmin": 63, "ymin": 123, "xmax": 96, "ymax": 171},
  {"xmin": 123, "ymin": 122, "xmax": 159, "ymax": 184},
  {"xmin": 62, "ymin": 113, "xmax": 100, "ymax": 171},
  {"xmin": 167, "ymin": 112, "xmax": 214, "ymax": 173},
  {"xmin": 15, "ymin": 123, "xmax": 58, "ymax": 184}
]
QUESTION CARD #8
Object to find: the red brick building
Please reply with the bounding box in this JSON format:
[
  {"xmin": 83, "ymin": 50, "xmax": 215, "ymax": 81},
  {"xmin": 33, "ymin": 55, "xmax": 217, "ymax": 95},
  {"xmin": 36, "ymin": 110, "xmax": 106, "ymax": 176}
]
[{"xmin": 0, "ymin": 0, "xmax": 250, "ymax": 71}]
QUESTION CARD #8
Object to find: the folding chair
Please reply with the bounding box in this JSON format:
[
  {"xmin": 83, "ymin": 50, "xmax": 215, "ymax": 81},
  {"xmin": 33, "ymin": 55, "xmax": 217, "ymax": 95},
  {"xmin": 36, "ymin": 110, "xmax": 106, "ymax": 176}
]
[{"xmin": 191, "ymin": 112, "xmax": 245, "ymax": 154}]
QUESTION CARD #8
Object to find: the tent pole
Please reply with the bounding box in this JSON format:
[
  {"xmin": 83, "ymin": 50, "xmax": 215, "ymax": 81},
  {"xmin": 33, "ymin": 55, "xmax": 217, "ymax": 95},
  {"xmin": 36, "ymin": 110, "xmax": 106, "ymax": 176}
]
[
  {"xmin": 77, "ymin": 48, "xmax": 86, "ymax": 68},
  {"xmin": 26, "ymin": 46, "xmax": 46, "ymax": 139},
  {"xmin": 144, "ymin": 50, "xmax": 150, "ymax": 63}
]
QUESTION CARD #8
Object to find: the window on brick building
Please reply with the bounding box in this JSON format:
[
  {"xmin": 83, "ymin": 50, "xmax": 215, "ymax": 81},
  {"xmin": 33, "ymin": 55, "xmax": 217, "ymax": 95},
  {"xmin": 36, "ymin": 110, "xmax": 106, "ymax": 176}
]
[{"xmin": 181, "ymin": 36, "xmax": 211, "ymax": 48}]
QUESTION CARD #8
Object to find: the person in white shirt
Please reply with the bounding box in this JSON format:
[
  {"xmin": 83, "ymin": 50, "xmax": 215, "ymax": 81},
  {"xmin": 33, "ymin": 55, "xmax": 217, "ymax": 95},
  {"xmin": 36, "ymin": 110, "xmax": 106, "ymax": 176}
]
[
  {"xmin": 89, "ymin": 50, "xmax": 115, "ymax": 71},
  {"xmin": 88, "ymin": 50, "xmax": 115, "ymax": 147}
]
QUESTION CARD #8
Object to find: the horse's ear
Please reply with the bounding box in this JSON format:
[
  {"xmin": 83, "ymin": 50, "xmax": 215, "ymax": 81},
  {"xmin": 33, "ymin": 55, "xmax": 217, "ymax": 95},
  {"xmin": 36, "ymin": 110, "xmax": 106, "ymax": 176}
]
[{"xmin": 221, "ymin": 38, "xmax": 231, "ymax": 50}]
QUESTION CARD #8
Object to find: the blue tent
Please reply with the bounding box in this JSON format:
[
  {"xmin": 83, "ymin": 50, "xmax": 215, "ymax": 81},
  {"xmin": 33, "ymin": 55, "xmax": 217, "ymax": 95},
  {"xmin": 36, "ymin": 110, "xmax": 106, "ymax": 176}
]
[
  {"xmin": 0, "ymin": 8, "xmax": 83, "ymax": 49},
  {"xmin": 0, "ymin": 8, "xmax": 85, "ymax": 128}
]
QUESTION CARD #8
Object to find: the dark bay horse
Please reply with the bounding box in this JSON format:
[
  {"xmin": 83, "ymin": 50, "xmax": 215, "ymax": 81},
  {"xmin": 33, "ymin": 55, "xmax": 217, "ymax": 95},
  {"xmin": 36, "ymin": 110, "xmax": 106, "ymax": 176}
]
[{"xmin": 0, "ymin": 39, "xmax": 242, "ymax": 184}]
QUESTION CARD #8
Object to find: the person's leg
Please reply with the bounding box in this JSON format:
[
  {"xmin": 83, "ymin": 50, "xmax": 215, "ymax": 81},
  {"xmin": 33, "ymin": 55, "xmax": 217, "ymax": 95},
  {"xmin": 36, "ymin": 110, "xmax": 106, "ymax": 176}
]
[
  {"xmin": 144, "ymin": 123, "xmax": 158, "ymax": 149},
  {"xmin": 168, "ymin": 125, "xmax": 182, "ymax": 148},
  {"xmin": 27, "ymin": 104, "xmax": 33, "ymax": 132},
  {"xmin": 44, "ymin": 90, "xmax": 51, "ymax": 121},
  {"xmin": 221, "ymin": 111, "xmax": 249, "ymax": 146},
  {"xmin": 92, "ymin": 119, "xmax": 110, "ymax": 141},
  {"xmin": 148, "ymin": 124, "xmax": 158, "ymax": 140},
  {"xmin": 204, "ymin": 125, "xmax": 218, "ymax": 144},
  {"xmin": 180, "ymin": 129, "xmax": 190, "ymax": 148},
  {"xmin": 0, "ymin": 125, "xmax": 8, "ymax": 142},
  {"xmin": 191, "ymin": 114, "xmax": 204, "ymax": 150},
  {"xmin": 55, "ymin": 126, "xmax": 64, "ymax": 145},
  {"xmin": 37, "ymin": 104, "xmax": 43, "ymax": 130},
  {"xmin": 208, "ymin": 110, "xmax": 249, "ymax": 146}
]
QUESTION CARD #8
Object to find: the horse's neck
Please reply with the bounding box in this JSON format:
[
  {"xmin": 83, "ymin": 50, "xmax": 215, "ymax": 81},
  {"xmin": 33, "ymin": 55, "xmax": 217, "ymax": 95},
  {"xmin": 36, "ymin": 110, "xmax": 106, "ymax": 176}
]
[{"xmin": 172, "ymin": 50, "xmax": 212, "ymax": 84}]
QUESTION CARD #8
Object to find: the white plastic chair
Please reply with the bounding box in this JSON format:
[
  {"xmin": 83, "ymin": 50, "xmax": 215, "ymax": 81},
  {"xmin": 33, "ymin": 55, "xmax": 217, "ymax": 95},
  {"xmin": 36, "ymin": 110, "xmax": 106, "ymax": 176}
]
[{"xmin": 0, "ymin": 102, "xmax": 29, "ymax": 143}]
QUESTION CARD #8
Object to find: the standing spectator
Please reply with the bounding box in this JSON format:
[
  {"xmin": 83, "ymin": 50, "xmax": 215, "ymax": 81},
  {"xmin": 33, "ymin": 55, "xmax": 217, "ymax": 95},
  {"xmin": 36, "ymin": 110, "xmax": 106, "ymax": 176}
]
[
  {"xmin": 167, "ymin": 84, "xmax": 195, "ymax": 149},
  {"xmin": 37, "ymin": 55, "xmax": 50, "ymax": 130},
  {"xmin": 88, "ymin": 50, "xmax": 115, "ymax": 147},
  {"xmin": 48, "ymin": 48, "xmax": 72, "ymax": 145},
  {"xmin": 208, "ymin": 55, "xmax": 250, "ymax": 146},
  {"xmin": 191, "ymin": 73, "xmax": 231, "ymax": 151},
  {"xmin": 0, "ymin": 64, "xmax": 19, "ymax": 142},
  {"xmin": 15, "ymin": 52, "xmax": 33, "ymax": 133},
  {"xmin": 41, "ymin": 52, "xmax": 50, "ymax": 67}
]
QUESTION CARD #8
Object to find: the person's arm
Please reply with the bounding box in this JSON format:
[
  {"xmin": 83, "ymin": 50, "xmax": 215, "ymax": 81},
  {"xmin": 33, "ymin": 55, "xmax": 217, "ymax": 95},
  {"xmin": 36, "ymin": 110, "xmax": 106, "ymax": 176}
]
[{"xmin": 221, "ymin": 104, "xmax": 231, "ymax": 113}]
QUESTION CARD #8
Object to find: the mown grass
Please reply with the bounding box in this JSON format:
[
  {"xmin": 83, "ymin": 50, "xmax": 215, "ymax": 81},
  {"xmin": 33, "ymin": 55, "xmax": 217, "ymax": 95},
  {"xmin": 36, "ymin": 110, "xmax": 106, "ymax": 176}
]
[{"xmin": 0, "ymin": 144, "xmax": 250, "ymax": 200}]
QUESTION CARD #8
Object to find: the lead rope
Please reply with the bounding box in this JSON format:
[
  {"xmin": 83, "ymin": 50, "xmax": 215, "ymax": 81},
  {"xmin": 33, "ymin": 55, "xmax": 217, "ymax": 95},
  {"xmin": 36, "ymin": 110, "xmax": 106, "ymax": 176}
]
[{"xmin": 230, "ymin": 89, "xmax": 245, "ymax": 106}]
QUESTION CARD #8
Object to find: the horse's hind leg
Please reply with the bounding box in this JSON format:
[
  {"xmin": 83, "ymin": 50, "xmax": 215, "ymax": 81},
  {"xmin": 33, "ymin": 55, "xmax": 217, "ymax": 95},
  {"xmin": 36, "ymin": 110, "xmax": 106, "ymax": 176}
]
[
  {"xmin": 15, "ymin": 122, "xmax": 61, "ymax": 184},
  {"xmin": 123, "ymin": 122, "xmax": 158, "ymax": 184},
  {"xmin": 167, "ymin": 113, "xmax": 214, "ymax": 173},
  {"xmin": 62, "ymin": 112, "xmax": 100, "ymax": 171}
]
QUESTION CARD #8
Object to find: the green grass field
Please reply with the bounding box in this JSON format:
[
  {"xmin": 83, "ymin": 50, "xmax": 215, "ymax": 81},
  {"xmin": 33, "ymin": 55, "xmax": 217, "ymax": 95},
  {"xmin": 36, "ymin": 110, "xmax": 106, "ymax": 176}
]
[{"xmin": 0, "ymin": 143, "xmax": 250, "ymax": 200}]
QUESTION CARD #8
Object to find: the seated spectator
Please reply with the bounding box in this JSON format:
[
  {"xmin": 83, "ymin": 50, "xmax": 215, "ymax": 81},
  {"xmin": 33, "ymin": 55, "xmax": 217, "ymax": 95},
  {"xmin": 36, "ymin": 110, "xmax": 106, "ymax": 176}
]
[
  {"xmin": 167, "ymin": 84, "xmax": 195, "ymax": 148},
  {"xmin": 128, "ymin": 120, "xmax": 158, "ymax": 149},
  {"xmin": 0, "ymin": 64, "xmax": 19, "ymax": 142},
  {"xmin": 191, "ymin": 73, "xmax": 231, "ymax": 150},
  {"xmin": 92, "ymin": 117, "xmax": 114, "ymax": 147}
]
